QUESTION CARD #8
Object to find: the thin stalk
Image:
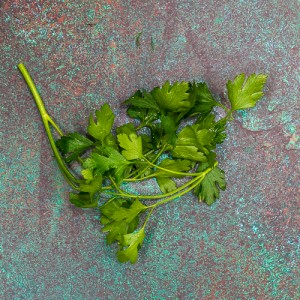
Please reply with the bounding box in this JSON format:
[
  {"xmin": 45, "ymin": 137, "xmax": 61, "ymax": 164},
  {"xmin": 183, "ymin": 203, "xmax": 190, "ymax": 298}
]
[
  {"xmin": 104, "ymin": 163, "xmax": 215, "ymax": 200},
  {"xmin": 142, "ymin": 206, "xmax": 155, "ymax": 229},
  {"xmin": 150, "ymin": 173, "xmax": 206, "ymax": 208},
  {"xmin": 109, "ymin": 175, "xmax": 131, "ymax": 196},
  {"xmin": 142, "ymin": 156, "xmax": 205, "ymax": 177},
  {"xmin": 128, "ymin": 145, "xmax": 166, "ymax": 180},
  {"xmin": 18, "ymin": 63, "xmax": 81, "ymax": 188},
  {"xmin": 123, "ymin": 173, "xmax": 156, "ymax": 182}
]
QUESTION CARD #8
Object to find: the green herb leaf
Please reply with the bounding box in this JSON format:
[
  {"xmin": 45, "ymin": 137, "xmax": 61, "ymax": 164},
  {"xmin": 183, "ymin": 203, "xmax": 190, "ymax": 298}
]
[
  {"xmin": 172, "ymin": 145, "xmax": 207, "ymax": 162},
  {"xmin": 188, "ymin": 82, "xmax": 220, "ymax": 114},
  {"xmin": 156, "ymin": 177, "xmax": 177, "ymax": 193},
  {"xmin": 56, "ymin": 132, "xmax": 94, "ymax": 163},
  {"xmin": 102, "ymin": 219, "xmax": 139, "ymax": 245},
  {"xmin": 100, "ymin": 198, "xmax": 142, "ymax": 245},
  {"xmin": 117, "ymin": 228, "xmax": 145, "ymax": 263},
  {"xmin": 194, "ymin": 164, "xmax": 226, "ymax": 205},
  {"xmin": 83, "ymin": 147, "xmax": 130, "ymax": 183},
  {"xmin": 124, "ymin": 90, "xmax": 159, "ymax": 110},
  {"xmin": 116, "ymin": 123, "xmax": 136, "ymax": 136},
  {"xmin": 83, "ymin": 153, "xmax": 112, "ymax": 175},
  {"xmin": 88, "ymin": 103, "xmax": 115, "ymax": 143},
  {"xmin": 227, "ymin": 73, "xmax": 268, "ymax": 111},
  {"xmin": 104, "ymin": 198, "xmax": 147, "ymax": 223},
  {"xmin": 151, "ymin": 81, "xmax": 191, "ymax": 112},
  {"xmin": 153, "ymin": 158, "xmax": 192, "ymax": 177},
  {"xmin": 117, "ymin": 133, "xmax": 143, "ymax": 160},
  {"xmin": 79, "ymin": 174, "xmax": 103, "ymax": 201},
  {"xmin": 69, "ymin": 192, "xmax": 98, "ymax": 208},
  {"xmin": 174, "ymin": 124, "xmax": 215, "ymax": 156}
]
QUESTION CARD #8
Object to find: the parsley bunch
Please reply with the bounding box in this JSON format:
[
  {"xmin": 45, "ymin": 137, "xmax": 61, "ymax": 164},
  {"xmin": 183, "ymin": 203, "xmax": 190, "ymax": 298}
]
[{"xmin": 18, "ymin": 63, "xmax": 267, "ymax": 263}]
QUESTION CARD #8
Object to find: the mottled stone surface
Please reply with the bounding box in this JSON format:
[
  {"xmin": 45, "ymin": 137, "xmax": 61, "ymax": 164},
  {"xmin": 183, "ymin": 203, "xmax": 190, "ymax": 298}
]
[{"xmin": 0, "ymin": 1, "xmax": 299, "ymax": 299}]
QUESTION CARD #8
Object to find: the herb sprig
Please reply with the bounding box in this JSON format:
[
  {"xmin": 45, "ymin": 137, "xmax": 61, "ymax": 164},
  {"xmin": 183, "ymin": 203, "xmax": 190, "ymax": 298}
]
[{"xmin": 18, "ymin": 63, "xmax": 267, "ymax": 263}]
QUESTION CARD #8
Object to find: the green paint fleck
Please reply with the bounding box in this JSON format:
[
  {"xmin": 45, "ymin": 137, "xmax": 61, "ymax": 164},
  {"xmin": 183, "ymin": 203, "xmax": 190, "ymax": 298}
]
[
  {"xmin": 151, "ymin": 37, "xmax": 155, "ymax": 50},
  {"xmin": 135, "ymin": 31, "xmax": 143, "ymax": 47}
]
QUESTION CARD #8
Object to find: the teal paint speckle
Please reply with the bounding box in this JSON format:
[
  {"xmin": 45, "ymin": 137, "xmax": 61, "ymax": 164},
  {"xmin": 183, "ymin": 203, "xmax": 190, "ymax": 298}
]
[{"xmin": 214, "ymin": 17, "xmax": 224, "ymax": 24}]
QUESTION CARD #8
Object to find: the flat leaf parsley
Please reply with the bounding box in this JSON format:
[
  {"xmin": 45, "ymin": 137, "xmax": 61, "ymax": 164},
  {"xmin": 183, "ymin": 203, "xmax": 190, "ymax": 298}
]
[{"xmin": 18, "ymin": 63, "xmax": 268, "ymax": 263}]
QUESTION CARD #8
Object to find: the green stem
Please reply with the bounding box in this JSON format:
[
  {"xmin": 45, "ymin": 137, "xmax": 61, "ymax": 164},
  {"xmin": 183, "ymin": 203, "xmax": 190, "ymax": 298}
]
[
  {"xmin": 105, "ymin": 163, "xmax": 216, "ymax": 200},
  {"xmin": 217, "ymin": 102, "xmax": 230, "ymax": 114},
  {"xmin": 124, "ymin": 173, "xmax": 156, "ymax": 182},
  {"xmin": 150, "ymin": 173, "xmax": 206, "ymax": 208},
  {"xmin": 141, "ymin": 164, "xmax": 215, "ymax": 229},
  {"xmin": 142, "ymin": 156, "xmax": 203, "ymax": 177},
  {"xmin": 18, "ymin": 63, "xmax": 81, "ymax": 188},
  {"xmin": 142, "ymin": 206, "xmax": 155, "ymax": 229},
  {"xmin": 127, "ymin": 145, "xmax": 166, "ymax": 180}
]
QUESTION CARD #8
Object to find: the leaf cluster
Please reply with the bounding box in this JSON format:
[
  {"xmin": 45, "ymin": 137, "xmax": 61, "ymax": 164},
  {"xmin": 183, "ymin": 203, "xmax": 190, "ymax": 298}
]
[{"xmin": 52, "ymin": 73, "xmax": 267, "ymax": 263}]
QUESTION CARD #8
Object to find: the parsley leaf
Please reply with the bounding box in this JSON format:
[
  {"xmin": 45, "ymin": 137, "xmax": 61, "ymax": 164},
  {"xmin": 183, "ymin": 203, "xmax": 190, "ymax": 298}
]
[
  {"xmin": 172, "ymin": 145, "xmax": 207, "ymax": 162},
  {"xmin": 56, "ymin": 132, "xmax": 94, "ymax": 163},
  {"xmin": 174, "ymin": 125, "xmax": 215, "ymax": 156},
  {"xmin": 188, "ymin": 82, "xmax": 220, "ymax": 115},
  {"xmin": 153, "ymin": 158, "xmax": 192, "ymax": 177},
  {"xmin": 104, "ymin": 198, "xmax": 147, "ymax": 223},
  {"xmin": 79, "ymin": 174, "xmax": 103, "ymax": 202},
  {"xmin": 102, "ymin": 219, "xmax": 139, "ymax": 245},
  {"xmin": 156, "ymin": 177, "xmax": 177, "ymax": 193},
  {"xmin": 117, "ymin": 228, "xmax": 145, "ymax": 264},
  {"xmin": 151, "ymin": 81, "xmax": 191, "ymax": 112},
  {"xmin": 100, "ymin": 198, "xmax": 140, "ymax": 245},
  {"xmin": 194, "ymin": 163, "xmax": 226, "ymax": 205},
  {"xmin": 83, "ymin": 147, "xmax": 130, "ymax": 183},
  {"xmin": 69, "ymin": 192, "xmax": 99, "ymax": 208},
  {"xmin": 83, "ymin": 153, "xmax": 112, "ymax": 175},
  {"xmin": 227, "ymin": 73, "xmax": 268, "ymax": 111},
  {"xmin": 124, "ymin": 90, "xmax": 159, "ymax": 110},
  {"xmin": 117, "ymin": 133, "xmax": 143, "ymax": 160},
  {"xmin": 88, "ymin": 103, "xmax": 115, "ymax": 143},
  {"xmin": 116, "ymin": 123, "xmax": 136, "ymax": 136}
]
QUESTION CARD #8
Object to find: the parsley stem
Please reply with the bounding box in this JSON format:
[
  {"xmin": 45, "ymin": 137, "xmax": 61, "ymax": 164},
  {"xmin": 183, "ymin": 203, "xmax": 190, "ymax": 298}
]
[
  {"xmin": 104, "ymin": 163, "xmax": 216, "ymax": 200},
  {"xmin": 109, "ymin": 175, "xmax": 131, "ymax": 196},
  {"xmin": 217, "ymin": 102, "xmax": 230, "ymax": 114},
  {"xmin": 18, "ymin": 63, "xmax": 81, "ymax": 189},
  {"xmin": 128, "ymin": 145, "xmax": 166, "ymax": 180},
  {"xmin": 142, "ymin": 156, "xmax": 204, "ymax": 177},
  {"xmin": 142, "ymin": 206, "xmax": 155, "ymax": 229},
  {"xmin": 142, "ymin": 164, "xmax": 215, "ymax": 229},
  {"xmin": 151, "ymin": 172, "xmax": 206, "ymax": 208},
  {"xmin": 124, "ymin": 173, "xmax": 156, "ymax": 182}
]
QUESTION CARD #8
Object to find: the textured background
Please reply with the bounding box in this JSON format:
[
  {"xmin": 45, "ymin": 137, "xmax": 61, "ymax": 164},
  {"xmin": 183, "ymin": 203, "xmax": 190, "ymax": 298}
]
[{"xmin": 1, "ymin": 1, "xmax": 299, "ymax": 299}]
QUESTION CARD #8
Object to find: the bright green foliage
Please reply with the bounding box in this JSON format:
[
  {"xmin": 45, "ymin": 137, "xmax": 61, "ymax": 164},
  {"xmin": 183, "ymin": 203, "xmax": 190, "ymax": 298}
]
[
  {"xmin": 20, "ymin": 62, "xmax": 267, "ymax": 265},
  {"xmin": 153, "ymin": 159, "xmax": 192, "ymax": 177},
  {"xmin": 79, "ymin": 174, "xmax": 103, "ymax": 202},
  {"xmin": 100, "ymin": 199, "xmax": 141, "ymax": 245},
  {"xmin": 117, "ymin": 228, "xmax": 146, "ymax": 263},
  {"xmin": 156, "ymin": 177, "xmax": 177, "ymax": 193},
  {"xmin": 69, "ymin": 192, "xmax": 98, "ymax": 208},
  {"xmin": 56, "ymin": 132, "xmax": 94, "ymax": 163},
  {"xmin": 194, "ymin": 163, "xmax": 226, "ymax": 205},
  {"xmin": 151, "ymin": 81, "xmax": 191, "ymax": 112},
  {"xmin": 125, "ymin": 90, "xmax": 159, "ymax": 110},
  {"xmin": 188, "ymin": 82, "xmax": 221, "ymax": 115},
  {"xmin": 104, "ymin": 198, "xmax": 147, "ymax": 223},
  {"xmin": 227, "ymin": 73, "xmax": 268, "ymax": 111},
  {"xmin": 117, "ymin": 133, "xmax": 143, "ymax": 160},
  {"xmin": 88, "ymin": 103, "xmax": 115, "ymax": 143}
]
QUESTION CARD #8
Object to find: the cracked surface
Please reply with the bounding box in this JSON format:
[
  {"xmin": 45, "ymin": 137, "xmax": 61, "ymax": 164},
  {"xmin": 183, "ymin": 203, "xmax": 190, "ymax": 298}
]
[{"xmin": 1, "ymin": 1, "xmax": 299, "ymax": 299}]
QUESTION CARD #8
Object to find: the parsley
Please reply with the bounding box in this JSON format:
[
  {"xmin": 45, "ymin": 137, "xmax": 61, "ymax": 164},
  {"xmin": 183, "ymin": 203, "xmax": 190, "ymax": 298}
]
[{"xmin": 18, "ymin": 63, "xmax": 268, "ymax": 264}]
